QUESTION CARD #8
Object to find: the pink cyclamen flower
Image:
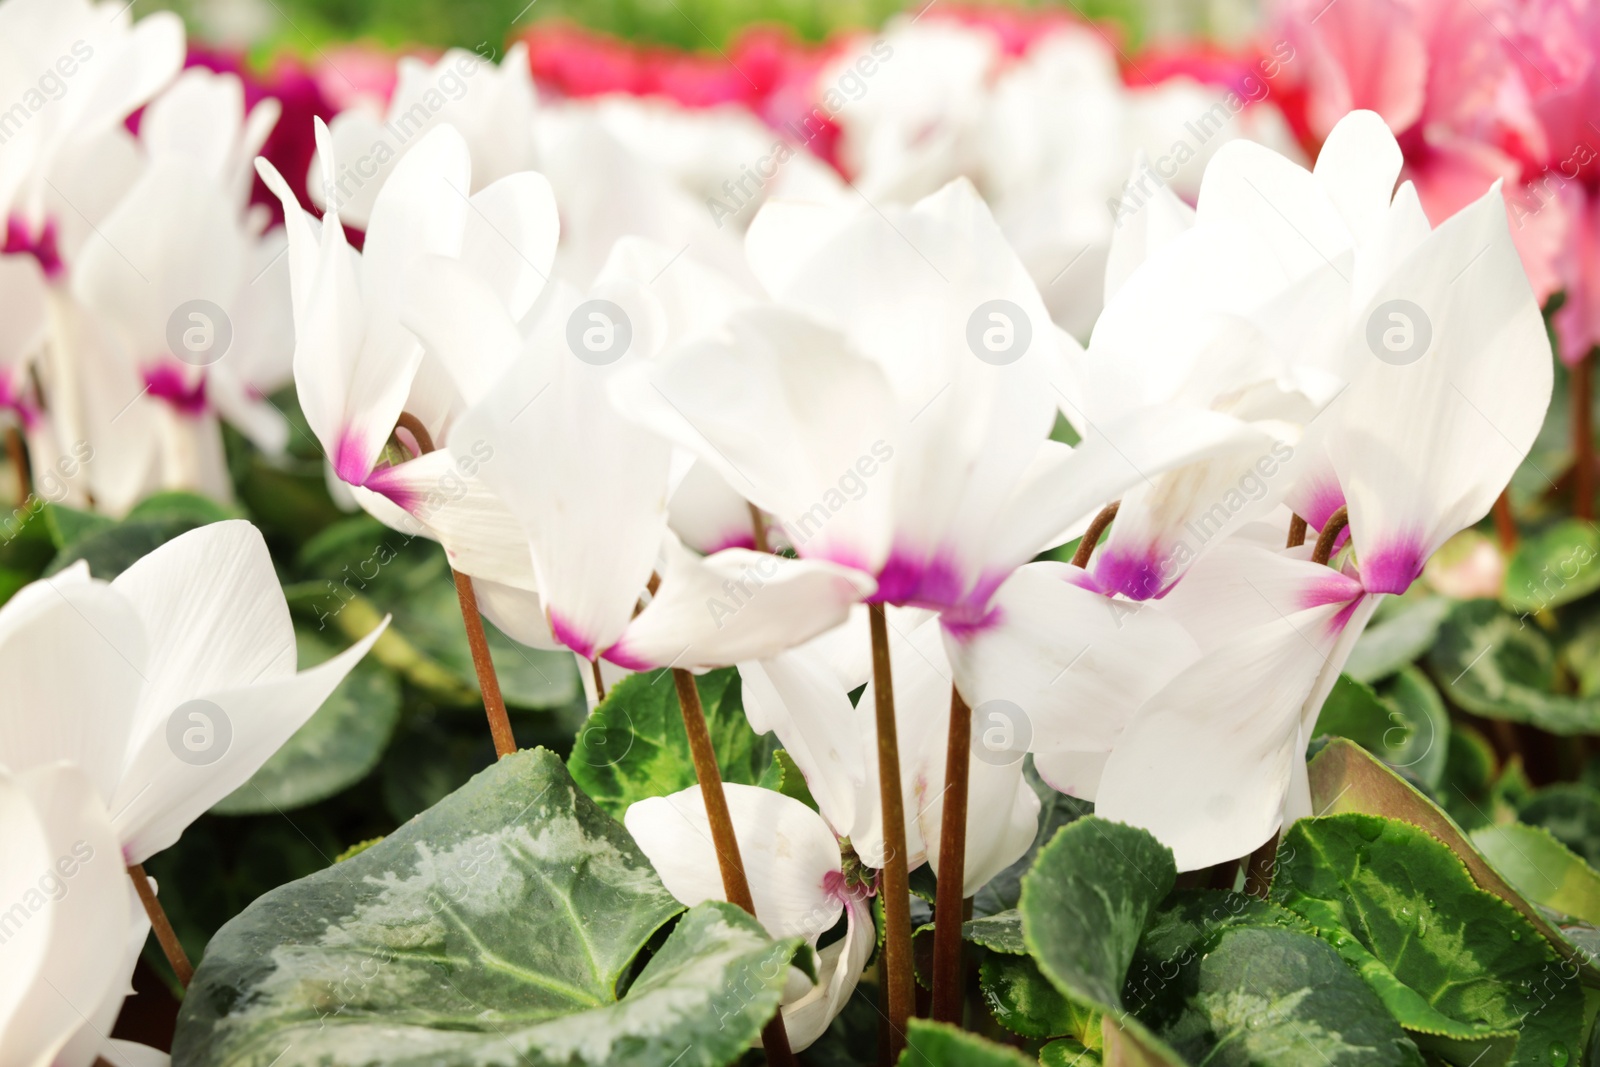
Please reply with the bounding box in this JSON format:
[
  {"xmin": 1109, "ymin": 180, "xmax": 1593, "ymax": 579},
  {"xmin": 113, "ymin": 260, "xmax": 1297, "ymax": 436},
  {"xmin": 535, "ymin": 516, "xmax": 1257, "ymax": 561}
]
[{"xmin": 1273, "ymin": 0, "xmax": 1564, "ymax": 304}]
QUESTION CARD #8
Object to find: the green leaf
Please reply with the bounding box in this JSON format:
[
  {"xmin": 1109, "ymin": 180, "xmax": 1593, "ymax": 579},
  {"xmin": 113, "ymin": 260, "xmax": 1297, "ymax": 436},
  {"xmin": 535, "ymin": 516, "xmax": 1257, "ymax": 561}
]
[
  {"xmin": 1039, "ymin": 1038, "xmax": 1104, "ymax": 1066},
  {"xmin": 126, "ymin": 490, "xmax": 237, "ymax": 526},
  {"xmin": 1138, "ymin": 926, "xmax": 1424, "ymax": 1067},
  {"xmin": 1019, "ymin": 817, "xmax": 1183, "ymax": 1064},
  {"xmin": 174, "ymin": 748, "xmax": 804, "ymax": 1067},
  {"xmin": 46, "ymin": 513, "xmax": 217, "ymax": 579},
  {"xmin": 980, "ymin": 951, "xmax": 1095, "ymax": 1041},
  {"xmin": 568, "ymin": 668, "xmax": 777, "ymax": 821},
  {"xmin": 1126, "ymin": 890, "xmax": 1311, "ymax": 1016},
  {"xmin": 1519, "ymin": 784, "xmax": 1600, "ymax": 868},
  {"xmin": 964, "ymin": 909, "xmax": 1025, "ymax": 955},
  {"xmin": 1429, "ymin": 600, "xmax": 1600, "ymax": 734},
  {"xmin": 1346, "ymin": 593, "xmax": 1453, "ymax": 684},
  {"xmin": 1470, "ymin": 823, "xmax": 1600, "ymax": 926},
  {"xmin": 1308, "ymin": 739, "xmax": 1600, "ymax": 986},
  {"xmin": 770, "ymin": 749, "xmax": 818, "ymax": 810},
  {"xmin": 1313, "ymin": 671, "xmax": 1449, "ymax": 789},
  {"xmin": 41, "ymin": 502, "xmax": 112, "ymax": 548},
  {"xmin": 1441, "ymin": 723, "xmax": 1499, "ymax": 831},
  {"xmin": 1503, "ymin": 520, "xmax": 1600, "ymax": 613},
  {"xmin": 896, "ymin": 1019, "xmax": 1034, "ymax": 1066},
  {"xmin": 1271, "ymin": 814, "xmax": 1584, "ymax": 1065},
  {"xmin": 211, "ymin": 629, "xmax": 402, "ymax": 814}
]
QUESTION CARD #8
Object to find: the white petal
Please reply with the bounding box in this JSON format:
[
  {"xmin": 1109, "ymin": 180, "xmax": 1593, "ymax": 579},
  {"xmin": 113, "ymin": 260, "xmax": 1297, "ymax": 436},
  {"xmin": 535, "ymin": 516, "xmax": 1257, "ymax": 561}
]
[
  {"xmin": 1096, "ymin": 604, "xmax": 1347, "ymax": 871},
  {"xmin": 738, "ymin": 639, "xmax": 867, "ymax": 838},
  {"xmin": 1334, "ymin": 185, "xmax": 1553, "ymax": 593},
  {"xmin": 780, "ymin": 894, "xmax": 873, "ymax": 1051},
  {"xmin": 606, "ymin": 537, "xmax": 874, "ymax": 670},
  {"xmin": 111, "ymin": 621, "xmax": 386, "ymax": 862},
  {"xmin": 0, "ymin": 763, "xmax": 129, "ymax": 1067},
  {"xmin": 624, "ymin": 784, "xmax": 843, "ymax": 943},
  {"xmin": 112, "ymin": 521, "xmax": 296, "ymax": 743},
  {"xmin": 460, "ymin": 171, "xmax": 559, "ymax": 322},
  {"xmin": 610, "ymin": 305, "xmax": 900, "ymax": 575},
  {"xmin": 0, "ymin": 573, "xmax": 146, "ymax": 805},
  {"xmin": 943, "ymin": 562, "xmax": 1201, "ymax": 755},
  {"xmin": 920, "ymin": 755, "xmax": 1040, "ymax": 897}
]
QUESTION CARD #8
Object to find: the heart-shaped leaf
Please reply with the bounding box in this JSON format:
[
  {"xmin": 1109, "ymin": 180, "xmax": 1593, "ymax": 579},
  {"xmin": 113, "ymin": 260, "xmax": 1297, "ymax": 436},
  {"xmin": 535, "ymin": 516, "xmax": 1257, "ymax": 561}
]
[
  {"xmin": 175, "ymin": 748, "xmax": 803, "ymax": 1067},
  {"xmin": 1272, "ymin": 814, "xmax": 1584, "ymax": 1065}
]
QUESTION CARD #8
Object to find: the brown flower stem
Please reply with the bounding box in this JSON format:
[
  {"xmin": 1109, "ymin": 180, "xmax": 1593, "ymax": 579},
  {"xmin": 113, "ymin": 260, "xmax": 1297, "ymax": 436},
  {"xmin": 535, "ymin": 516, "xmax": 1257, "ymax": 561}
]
[
  {"xmin": 931, "ymin": 684, "xmax": 972, "ymax": 1025},
  {"xmin": 1492, "ymin": 491, "xmax": 1519, "ymax": 552},
  {"xmin": 868, "ymin": 602, "xmax": 914, "ymax": 1059},
  {"xmin": 394, "ymin": 413, "xmax": 517, "ymax": 759},
  {"xmin": 1576, "ymin": 352, "xmax": 1594, "ymax": 521},
  {"xmin": 1286, "ymin": 514, "xmax": 1307, "ymax": 549},
  {"xmin": 1071, "ymin": 501, "xmax": 1120, "ymax": 567},
  {"xmin": 590, "ymin": 658, "xmax": 607, "ymax": 703},
  {"xmin": 672, "ymin": 668, "xmax": 795, "ymax": 1066},
  {"xmin": 5, "ymin": 425, "xmax": 28, "ymax": 503},
  {"xmin": 748, "ymin": 502, "xmax": 771, "ymax": 554},
  {"xmin": 1311, "ymin": 506, "xmax": 1348, "ymax": 566},
  {"xmin": 1242, "ymin": 835, "xmax": 1278, "ymax": 900},
  {"xmin": 128, "ymin": 864, "xmax": 192, "ymax": 987},
  {"xmin": 453, "ymin": 574, "xmax": 517, "ymax": 758}
]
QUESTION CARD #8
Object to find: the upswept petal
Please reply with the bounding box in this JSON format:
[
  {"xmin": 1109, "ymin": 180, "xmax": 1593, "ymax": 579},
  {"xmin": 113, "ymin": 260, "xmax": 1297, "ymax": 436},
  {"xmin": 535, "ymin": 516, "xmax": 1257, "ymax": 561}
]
[
  {"xmin": 111, "ymin": 620, "xmax": 387, "ymax": 863},
  {"xmin": 451, "ymin": 280, "xmax": 672, "ymax": 659},
  {"xmin": 1333, "ymin": 184, "xmax": 1554, "ymax": 593},
  {"xmin": 1095, "ymin": 602, "xmax": 1348, "ymax": 871},
  {"xmin": 0, "ymin": 567, "xmax": 146, "ymax": 805},
  {"xmin": 738, "ymin": 638, "xmax": 867, "ymax": 839},
  {"xmin": 111, "ymin": 521, "xmax": 297, "ymax": 749},
  {"xmin": 610, "ymin": 305, "xmax": 901, "ymax": 574}
]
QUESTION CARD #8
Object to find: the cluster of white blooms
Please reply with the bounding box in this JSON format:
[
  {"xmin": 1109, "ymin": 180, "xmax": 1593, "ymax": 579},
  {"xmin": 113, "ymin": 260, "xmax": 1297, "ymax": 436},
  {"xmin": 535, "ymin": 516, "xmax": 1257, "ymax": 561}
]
[{"xmin": 0, "ymin": 3, "xmax": 1555, "ymax": 1059}]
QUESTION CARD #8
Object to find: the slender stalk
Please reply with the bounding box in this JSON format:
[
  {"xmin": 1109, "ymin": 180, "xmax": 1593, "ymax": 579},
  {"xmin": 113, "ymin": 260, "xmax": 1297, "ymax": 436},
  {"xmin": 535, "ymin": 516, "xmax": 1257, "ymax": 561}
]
[
  {"xmin": 452, "ymin": 573, "xmax": 517, "ymax": 758},
  {"xmin": 1242, "ymin": 836, "xmax": 1278, "ymax": 900},
  {"xmin": 395, "ymin": 413, "xmax": 516, "ymax": 759},
  {"xmin": 672, "ymin": 668, "xmax": 796, "ymax": 1066},
  {"xmin": 128, "ymin": 864, "xmax": 192, "ymax": 987},
  {"xmin": 5, "ymin": 425, "xmax": 28, "ymax": 503},
  {"xmin": 1492, "ymin": 491, "xmax": 1519, "ymax": 552},
  {"xmin": 1575, "ymin": 352, "xmax": 1594, "ymax": 521},
  {"xmin": 931, "ymin": 684, "xmax": 972, "ymax": 1024},
  {"xmin": 868, "ymin": 603, "xmax": 914, "ymax": 1059},
  {"xmin": 1311, "ymin": 506, "xmax": 1348, "ymax": 566},
  {"xmin": 1286, "ymin": 513, "xmax": 1307, "ymax": 549},
  {"xmin": 748, "ymin": 502, "xmax": 770, "ymax": 554},
  {"xmin": 1071, "ymin": 501, "xmax": 1120, "ymax": 567},
  {"xmin": 590, "ymin": 658, "xmax": 607, "ymax": 703}
]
